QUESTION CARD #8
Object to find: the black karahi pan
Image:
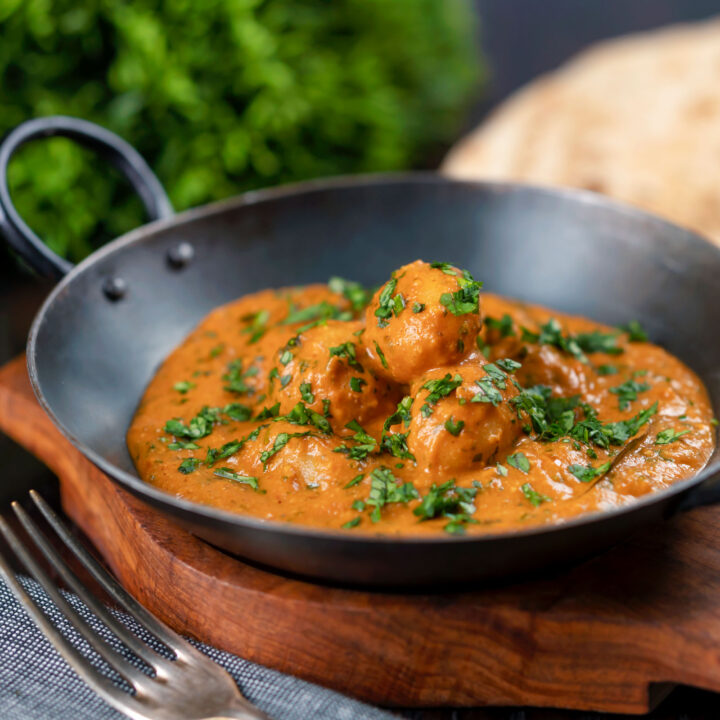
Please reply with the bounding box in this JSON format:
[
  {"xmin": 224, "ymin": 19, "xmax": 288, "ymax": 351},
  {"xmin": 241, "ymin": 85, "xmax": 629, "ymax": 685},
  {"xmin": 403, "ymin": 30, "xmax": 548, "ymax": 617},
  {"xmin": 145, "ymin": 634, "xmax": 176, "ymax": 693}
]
[{"xmin": 1, "ymin": 116, "xmax": 719, "ymax": 587}]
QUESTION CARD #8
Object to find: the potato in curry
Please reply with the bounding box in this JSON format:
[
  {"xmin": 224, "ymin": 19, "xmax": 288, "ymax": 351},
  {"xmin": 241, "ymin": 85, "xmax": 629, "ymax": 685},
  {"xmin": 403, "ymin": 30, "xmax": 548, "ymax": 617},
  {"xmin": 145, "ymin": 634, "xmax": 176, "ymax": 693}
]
[{"xmin": 127, "ymin": 260, "xmax": 715, "ymax": 535}]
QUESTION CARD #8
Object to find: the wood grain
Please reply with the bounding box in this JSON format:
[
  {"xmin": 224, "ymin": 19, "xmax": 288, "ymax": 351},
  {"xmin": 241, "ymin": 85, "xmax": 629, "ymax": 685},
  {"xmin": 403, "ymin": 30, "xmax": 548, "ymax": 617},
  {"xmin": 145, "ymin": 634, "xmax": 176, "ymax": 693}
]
[{"xmin": 2, "ymin": 354, "xmax": 720, "ymax": 713}]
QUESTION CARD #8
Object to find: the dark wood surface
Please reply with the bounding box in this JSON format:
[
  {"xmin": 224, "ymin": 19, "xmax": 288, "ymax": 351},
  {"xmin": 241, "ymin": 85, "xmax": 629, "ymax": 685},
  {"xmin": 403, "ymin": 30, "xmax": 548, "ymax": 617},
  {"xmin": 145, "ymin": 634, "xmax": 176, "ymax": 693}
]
[{"xmin": 2, "ymin": 355, "xmax": 720, "ymax": 715}]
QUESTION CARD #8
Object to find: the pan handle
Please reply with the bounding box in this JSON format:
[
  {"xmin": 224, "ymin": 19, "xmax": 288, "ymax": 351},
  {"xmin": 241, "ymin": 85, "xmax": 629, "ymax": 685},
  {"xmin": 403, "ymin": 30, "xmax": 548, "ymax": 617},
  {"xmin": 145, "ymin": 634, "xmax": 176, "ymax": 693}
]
[{"xmin": 0, "ymin": 116, "xmax": 173, "ymax": 280}]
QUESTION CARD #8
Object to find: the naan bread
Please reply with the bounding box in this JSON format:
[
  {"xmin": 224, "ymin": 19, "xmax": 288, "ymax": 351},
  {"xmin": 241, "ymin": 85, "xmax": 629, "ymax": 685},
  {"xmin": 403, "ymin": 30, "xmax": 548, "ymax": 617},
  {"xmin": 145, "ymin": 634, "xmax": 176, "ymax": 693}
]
[{"xmin": 443, "ymin": 19, "xmax": 720, "ymax": 244}]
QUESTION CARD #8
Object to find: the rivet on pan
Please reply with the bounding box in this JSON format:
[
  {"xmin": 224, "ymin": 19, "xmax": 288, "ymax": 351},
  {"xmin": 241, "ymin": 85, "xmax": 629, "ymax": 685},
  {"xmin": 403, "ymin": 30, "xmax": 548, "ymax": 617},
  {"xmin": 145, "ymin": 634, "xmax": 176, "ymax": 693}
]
[
  {"xmin": 167, "ymin": 242, "xmax": 194, "ymax": 269},
  {"xmin": 102, "ymin": 277, "xmax": 127, "ymax": 301}
]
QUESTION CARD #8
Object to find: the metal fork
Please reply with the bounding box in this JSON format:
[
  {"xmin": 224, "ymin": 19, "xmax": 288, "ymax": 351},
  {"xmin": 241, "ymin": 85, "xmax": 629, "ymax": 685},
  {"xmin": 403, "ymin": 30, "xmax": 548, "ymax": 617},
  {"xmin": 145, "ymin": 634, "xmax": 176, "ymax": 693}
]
[{"xmin": 0, "ymin": 490, "xmax": 271, "ymax": 720}]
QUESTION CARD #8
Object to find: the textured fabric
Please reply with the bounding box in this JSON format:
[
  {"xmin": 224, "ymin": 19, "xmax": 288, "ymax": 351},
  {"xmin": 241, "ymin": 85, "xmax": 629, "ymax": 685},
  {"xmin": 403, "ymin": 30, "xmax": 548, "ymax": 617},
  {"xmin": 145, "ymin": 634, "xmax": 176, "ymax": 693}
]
[{"xmin": 0, "ymin": 576, "xmax": 398, "ymax": 720}]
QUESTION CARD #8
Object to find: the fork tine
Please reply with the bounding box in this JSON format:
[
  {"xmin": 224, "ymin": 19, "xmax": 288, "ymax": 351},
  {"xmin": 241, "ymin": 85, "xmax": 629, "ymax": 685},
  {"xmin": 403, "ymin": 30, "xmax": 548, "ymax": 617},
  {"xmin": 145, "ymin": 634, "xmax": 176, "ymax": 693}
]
[
  {"xmin": 13, "ymin": 501, "xmax": 173, "ymax": 673},
  {"xmin": 0, "ymin": 513, "xmax": 151, "ymax": 690},
  {"xmin": 0, "ymin": 543, "xmax": 133, "ymax": 702},
  {"xmin": 30, "ymin": 490, "xmax": 204, "ymax": 663}
]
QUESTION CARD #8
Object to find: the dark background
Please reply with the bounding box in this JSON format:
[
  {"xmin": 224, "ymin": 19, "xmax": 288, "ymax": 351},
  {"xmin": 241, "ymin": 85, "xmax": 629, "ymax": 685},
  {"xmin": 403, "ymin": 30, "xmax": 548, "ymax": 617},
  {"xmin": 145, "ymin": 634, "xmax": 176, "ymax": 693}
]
[{"xmin": 3, "ymin": 1, "xmax": 720, "ymax": 717}]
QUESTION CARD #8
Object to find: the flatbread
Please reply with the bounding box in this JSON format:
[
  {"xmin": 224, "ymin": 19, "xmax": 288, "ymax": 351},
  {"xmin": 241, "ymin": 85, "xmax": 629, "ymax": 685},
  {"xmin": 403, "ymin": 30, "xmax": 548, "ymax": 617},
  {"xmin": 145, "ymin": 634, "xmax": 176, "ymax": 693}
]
[{"xmin": 443, "ymin": 18, "xmax": 720, "ymax": 244}]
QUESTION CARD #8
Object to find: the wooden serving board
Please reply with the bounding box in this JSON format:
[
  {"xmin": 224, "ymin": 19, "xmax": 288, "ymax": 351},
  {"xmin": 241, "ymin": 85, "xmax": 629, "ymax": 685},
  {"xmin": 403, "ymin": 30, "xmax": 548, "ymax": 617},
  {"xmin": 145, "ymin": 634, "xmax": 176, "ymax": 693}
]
[{"xmin": 3, "ymin": 354, "xmax": 720, "ymax": 714}]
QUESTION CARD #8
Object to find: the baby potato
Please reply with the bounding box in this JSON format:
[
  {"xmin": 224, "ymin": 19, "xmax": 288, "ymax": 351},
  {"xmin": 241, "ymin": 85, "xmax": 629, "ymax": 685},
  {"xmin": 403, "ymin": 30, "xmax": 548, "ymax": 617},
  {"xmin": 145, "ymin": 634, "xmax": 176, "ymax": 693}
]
[
  {"xmin": 406, "ymin": 362, "xmax": 523, "ymax": 478},
  {"xmin": 363, "ymin": 260, "xmax": 483, "ymax": 384},
  {"xmin": 266, "ymin": 320, "xmax": 400, "ymax": 429}
]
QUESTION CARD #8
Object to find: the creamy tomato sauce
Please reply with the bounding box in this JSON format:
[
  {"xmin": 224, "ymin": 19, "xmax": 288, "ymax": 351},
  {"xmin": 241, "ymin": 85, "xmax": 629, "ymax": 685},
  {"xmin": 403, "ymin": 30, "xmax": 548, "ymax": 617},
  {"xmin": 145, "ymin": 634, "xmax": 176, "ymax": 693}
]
[{"xmin": 127, "ymin": 260, "xmax": 716, "ymax": 535}]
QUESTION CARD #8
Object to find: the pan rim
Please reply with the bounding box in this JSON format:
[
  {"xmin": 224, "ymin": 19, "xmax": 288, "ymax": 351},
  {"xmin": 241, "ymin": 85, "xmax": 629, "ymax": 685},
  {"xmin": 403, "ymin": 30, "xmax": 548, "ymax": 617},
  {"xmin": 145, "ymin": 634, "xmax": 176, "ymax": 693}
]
[{"xmin": 25, "ymin": 171, "xmax": 720, "ymax": 547}]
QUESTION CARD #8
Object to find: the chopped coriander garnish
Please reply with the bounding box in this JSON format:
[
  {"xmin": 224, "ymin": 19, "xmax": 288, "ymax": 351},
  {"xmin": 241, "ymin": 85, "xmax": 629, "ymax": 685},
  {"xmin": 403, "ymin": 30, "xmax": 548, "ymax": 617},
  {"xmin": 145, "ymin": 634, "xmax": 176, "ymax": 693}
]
[
  {"xmin": 568, "ymin": 461, "xmax": 611, "ymax": 483},
  {"xmin": 521, "ymin": 482, "xmax": 550, "ymax": 506},
  {"xmin": 430, "ymin": 262, "xmax": 458, "ymax": 275},
  {"xmin": 329, "ymin": 342, "xmax": 364, "ymax": 371},
  {"xmin": 299, "ymin": 381, "xmax": 314, "ymax": 404},
  {"xmin": 279, "ymin": 350, "xmax": 293, "ymax": 365},
  {"xmin": 344, "ymin": 473, "xmax": 364, "ymax": 489},
  {"xmin": 240, "ymin": 309, "xmax": 270, "ymax": 344},
  {"xmin": 597, "ymin": 364, "xmax": 618, "ymax": 376},
  {"xmin": 374, "ymin": 277, "xmax": 403, "ymax": 327},
  {"xmin": 350, "ymin": 376, "xmax": 367, "ymax": 392},
  {"xmin": 412, "ymin": 302, "xmax": 425, "ymax": 313},
  {"xmin": 223, "ymin": 360, "xmax": 254, "ymax": 395},
  {"xmin": 168, "ymin": 439, "xmax": 200, "ymax": 450},
  {"xmin": 224, "ymin": 403, "xmax": 252, "ymax": 422},
  {"xmin": 173, "ymin": 380, "xmax": 196, "ymax": 394},
  {"xmin": 620, "ymin": 320, "xmax": 648, "ymax": 342},
  {"xmin": 610, "ymin": 379, "xmax": 650, "ymax": 411},
  {"xmin": 260, "ymin": 431, "xmax": 312, "ymax": 468},
  {"xmin": 255, "ymin": 403, "xmax": 281, "ymax": 420},
  {"xmin": 204, "ymin": 438, "xmax": 245, "ymax": 467},
  {"xmin": 209, "ymin": 343, "xmax": 225, "ymax": 358},
  {"xmin": 439, "ymin": 268, "xmax": 482, "ymax": 316},
  {"xmin": 383, "ymin": 396, "xmax": 413, "ymax": 431},
  {"xmin": 328, "ymin": 277, "xmax": 373, "ymax": 313},
  {"xmin": 282, "ymin": 301, "xmax": 350, "ymax": 325},
  {"xmin": 285, "ymin": 402, "xmax": 332, "ymax": 434},
  {"xmin": 280, "ymin": 373, "xmax": 292, "ymax": 388},
  {"xmin": 178, "ymin": 458, "xmax": 201, "ymax": 474},
  {"xmin": 507, "ymin": 452, "xmax": 530, "ymax": 474},
  {"xmin": 496, "ymin": 463, "xmax": 508, "ymax": 477},
  {"xmin": 342, "ymin": 517, "xmax": 361, "ymax": 529},
  {"xmin": 496, "ymin": 358, "xmax": 521, "ymax": 373},
  {"xmin": 485, "ymin": 314, "xmax": 515, "ymax": 337},
  {"xmin": 334, "ymin": 420, "xmax": 377, "ymax": 460},
  {"xmin": 164, "ymin": 406, "xmax": 222, "ymax": 439},
  {"xmin": 373, "ymin": 341, "xmax": 388, "ymax": 369},
  {"xmin": 444, "ymin": 416, "xmax": 465, "ymax": 436},
  {"xmin": 379, "ymin": 430, "xmax": 415, "ymax": 460},
  {"xmin": 213, "ymin": 467, "xmax": 259, "ymax": 489},
  {"xmin": 421, "ymin": 373, "xmax": 462, "ymax": 416},
  {"xmin": 351, "ymin": 499, "xmax": 366, "ymax": 511},
  {"xmin": 366, "ymin": 466, "xmax": 418, "ymax": 522},
  {"xmin": 655, "ymin": 428, "xmax": 691, "ymax": 445}
]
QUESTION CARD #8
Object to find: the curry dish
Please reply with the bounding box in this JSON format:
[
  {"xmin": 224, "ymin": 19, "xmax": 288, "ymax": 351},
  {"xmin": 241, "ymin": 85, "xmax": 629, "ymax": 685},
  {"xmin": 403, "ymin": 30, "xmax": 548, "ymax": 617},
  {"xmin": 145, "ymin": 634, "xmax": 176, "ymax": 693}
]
[{"xmin": 128, "ymin": 260, "xmax": 716, "ymax": 535}]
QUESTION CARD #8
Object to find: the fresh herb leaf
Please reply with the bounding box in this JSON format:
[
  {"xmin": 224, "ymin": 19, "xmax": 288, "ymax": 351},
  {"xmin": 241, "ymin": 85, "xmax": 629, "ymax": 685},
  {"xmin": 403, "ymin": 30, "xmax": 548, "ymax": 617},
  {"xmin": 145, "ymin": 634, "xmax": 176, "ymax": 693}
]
[
  {"xmin": 374, "ymin": 277, "xmax": 403, "ymax": 327},
  {"xmin": 421, "ymin": 373, "xmax": 463, "ymax": 416},
  {"xmin": 223, "ymin": 360, "xmax": 254, "ymax": 395},
  {"xmin": 279, "ymin": 350, "xmax": 293, "ymax": 365},
  {"xmin": 655, "ymin": 428, "xmax": 691, "ymax": 445},
  {"xmin": 444, "ymin": 416, "xmax": 465, "ymax": 436},
  {"xmin": 224, "ymin": 403, "xmax": 252, "ymax": 422},
  {"xmin": 373, "ymin": 341, "xmax": 388, "ymax": 369},
  {"xmin": 439, "ymin": 268, "xmax": 482, "ymax": 316},
  {"xmin": 620, "ymin": 320, "xmax": 648, "ymax": 342},
  {"xmin": 329, "ymin": 342, "xmax": 364, "ymax": 371},
  {"xmin": 366, "ymin": 466, "xmax": 418, "ymax": 522},
  {"xmin": 597, "ymin": 364, "xmax": 618, "ymax": 376},
  {"xmin": 507, "ymin": 452, "xmax": 531, "ymax": 473},
  {"xmin": 568, "ymin": 461, "xmax": 611, "ymax": 483},
  {"xmin": 213, "ymin": 467, "xmax": 259, "ymax": 489},
  {"xmin": 379, "ymin": 430, "xmax": 415, "ymax": 460},
  {"xmin": 255, "ymin": 403, "xmax": 281, "ymax": 420},
  {"xmin": 328, "ymin": 277, "xmax": 373, "ymax": 313},
  {"xmin": 240, "ymin": 309, "xmax": 270, "ymax": 344},
  {"xmin": 280, "ymin": 374, "xmax": 292, "ymax": 388},
  {"xmin": 173, "ymin": 380, "xmax": 196, "ymax": 394},
  {"xmin": 285, "ymin": 402, "xmax": 332, "ymax": 434},
  {"xmin": 342, "ymin": 517, "xmax": 361, "ymax": 529},
  {"xmin": 521, "ymin": 482, "xmax": 550, "ymax": 506},
  {"xmin": 485, "ymin": 314, "xmax": 515, "ymax": 337},
  {"xmin": 260, "ymin": 432, "xmax": 312, "ymax": 468},
  {"xmin": 610, "ymin": 379, "xmax": 651, "ymax": 411},
  {"xmin": 282, "ymin": 301, "xmax": 350, "ymax": 325},
  {"xmin": 383, "ymin": 396, "xmax": 414, "ymax": 431},
  {"xmin": 412, "ymin": 302, "xmax": 425, "ymax": 313},
  {"xmin": 344, "ymin": 473, "xmax": 364, "ymax": 489},
  {"xmin": 168, "ymin": 439, "xmax": 200, "ymax": 450},
  {"xmin": 164, "ymin": 406, "xmax": 222, "ymax": 439},
  {"xmin": 178, "ymin": 458, "xmax": 201, "ymax": 474},
  {"xmin": 350, "ymin": 376, "xmax": 367, "ymax": 392},
  {"xmin": 430, "ymin": 262, "xmax": 458, "ymax": 275},
  {"xmin": 496, "ymin": 357, "xmax": 521, "ymax": 373},
  {"xmin": 299, "ymin": 381, "xmax": 314, "ymax": 404},
  {"xmin": 334, "ymin": 420, "xmax": 377, "ymax": 460}
]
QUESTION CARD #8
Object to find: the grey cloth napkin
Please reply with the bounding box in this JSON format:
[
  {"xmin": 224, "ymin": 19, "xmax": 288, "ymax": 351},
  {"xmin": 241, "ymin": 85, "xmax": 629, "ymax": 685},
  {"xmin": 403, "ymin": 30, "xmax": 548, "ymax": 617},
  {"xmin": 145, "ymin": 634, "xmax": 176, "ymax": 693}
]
[{"xmin": 0, "ymin": 576, "xmax": 398, "ymax": 720}]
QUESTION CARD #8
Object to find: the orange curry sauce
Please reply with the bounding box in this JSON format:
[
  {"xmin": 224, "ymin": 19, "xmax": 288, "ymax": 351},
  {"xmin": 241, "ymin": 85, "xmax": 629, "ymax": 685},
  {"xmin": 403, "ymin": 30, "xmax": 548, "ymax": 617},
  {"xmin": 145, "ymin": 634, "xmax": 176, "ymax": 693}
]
[{"xmin": 127, "ymin": 260, "xmax": 715, "ymax": 535}]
